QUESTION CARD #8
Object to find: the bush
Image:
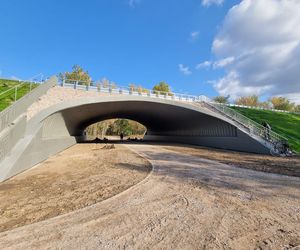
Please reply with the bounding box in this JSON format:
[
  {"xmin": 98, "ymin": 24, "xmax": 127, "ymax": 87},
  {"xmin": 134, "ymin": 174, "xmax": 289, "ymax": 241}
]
[
  {"xmin": 235, "ymin": 95, "xmax": 259, "ymax": 107},
  {"xmin": 213, "ymin": 95, "xmax": 230, "ymax": 104},
  {"xmin": 269, "ymin": 97, "xmax": 295, "ymax": 111}
]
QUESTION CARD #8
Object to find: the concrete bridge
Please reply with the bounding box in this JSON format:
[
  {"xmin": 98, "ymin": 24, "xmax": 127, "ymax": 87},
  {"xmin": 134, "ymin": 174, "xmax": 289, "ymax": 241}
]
[{"xmin": 0, "ymin": 77, "xmax": 283, "ymax": 182}]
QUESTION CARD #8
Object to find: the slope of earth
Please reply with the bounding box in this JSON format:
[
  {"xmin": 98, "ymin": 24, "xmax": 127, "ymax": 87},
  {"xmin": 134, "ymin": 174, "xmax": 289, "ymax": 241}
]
[
  {"xmin": 232, "ymin": 107, "xmax": 300, "ymax": 154},
  {"xmin": 0, "ymin": 79, "xmax": 38, "ymax": 111}
]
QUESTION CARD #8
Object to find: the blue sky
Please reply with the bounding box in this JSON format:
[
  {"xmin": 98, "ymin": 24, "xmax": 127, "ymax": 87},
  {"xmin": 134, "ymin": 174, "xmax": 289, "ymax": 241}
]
[
  {"xmin": 0, "ymin": 0, "xmax": 239, "ymax": 97},
  {"xmin": 1, "ymin": 0, "xmax": 299, "ymax": 103}
]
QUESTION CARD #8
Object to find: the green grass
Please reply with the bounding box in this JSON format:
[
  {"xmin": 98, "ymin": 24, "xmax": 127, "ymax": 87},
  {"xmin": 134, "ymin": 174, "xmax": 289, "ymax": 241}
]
[
  {"xmin": 0, "ymin": 79, "xmax": 38, "ymax": 112},
  {"xmin": 232, "ymin": 107, "xmax": 300, "ymax": 154}
]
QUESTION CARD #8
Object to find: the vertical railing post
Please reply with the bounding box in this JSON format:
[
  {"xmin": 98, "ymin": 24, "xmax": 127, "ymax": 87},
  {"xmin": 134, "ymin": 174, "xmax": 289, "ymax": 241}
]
[{"xmin": 14, "ymin": 86, "xmax": 17, "ymax": 102}]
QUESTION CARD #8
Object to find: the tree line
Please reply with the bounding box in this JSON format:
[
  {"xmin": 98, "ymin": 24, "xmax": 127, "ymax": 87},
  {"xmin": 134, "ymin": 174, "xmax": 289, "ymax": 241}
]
[
  {"xmin": 86, "ymin": 119, "xmax": 146, "ymax": 138},
  {"xmin": 59, "ymin": 65, "xmax": 172, "ymax": 94},
  {"xmin": 213, "ymin": 95, "xmax": 300, "ymax": 112}
]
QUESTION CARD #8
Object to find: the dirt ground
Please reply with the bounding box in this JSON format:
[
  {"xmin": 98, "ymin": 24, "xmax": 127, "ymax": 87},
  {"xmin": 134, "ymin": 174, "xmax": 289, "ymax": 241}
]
[
  {"xmin": 0, "ymin": 143, "xmax": 299, "ymax": 250},
  {"xmin": 0, "ymin": 144, "xmax": 151, "ymax": 233},
  {"xmin": 0, "ymin": 144, "xmax": 300, "ymax": 250},
  {"xmin": 161, "ymin": 143, "xmax": 300, "ymax": 177}
]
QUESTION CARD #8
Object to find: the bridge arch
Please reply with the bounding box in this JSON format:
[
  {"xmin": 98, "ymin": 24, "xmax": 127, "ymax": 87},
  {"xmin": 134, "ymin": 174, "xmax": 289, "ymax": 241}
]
[
  {"xmin": 35, "ymin": 95, "xmax": 266, "ymax": 151},
  {"xmin": 37, "ymin": 97, "xmax": 234, "ymax": 138}
]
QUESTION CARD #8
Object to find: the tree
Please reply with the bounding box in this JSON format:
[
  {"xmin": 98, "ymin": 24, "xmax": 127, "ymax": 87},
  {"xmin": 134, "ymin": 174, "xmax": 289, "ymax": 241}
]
[
  {"xmin": 258, "ymin": 101, "xmax": 271, "ymax": 109},
  {"xmin": 59, "ymin": 65, "xmax": 91, "ymax": 85},
  {"xmin": 129, "ymin": 83, "xmax": 137, "ymax": 92},
  {"xmin": 213, "ymin": 95, "xmax": 230, "ymax": 104},
  {"xmin": 269, "ymin": 96, "xmax": 295, "ymax": 111},
  {"xmin": 294, "ymin": 105, "xmax": 300, "ymax": 113},
  {"xmin": 153, "ymin": 81, "xmax": 171, "ymax": 94},
  {"xmin": 235, "ymin": 95, "xmax": 259, "ymax": 107},
  {"xmin": 115, "ymin": 119, "xmax": 131, "ymax": 136},
  {"xmin": 86, "ymin": 120, "xmax": 114, "ymax": 139},
  {"xmin": 100, "ymin": 78, "xmax": 110, "ymax": 88},
  {"xmin": 105, "ymin": 119, "xmax": 146, "ymax": 137}
]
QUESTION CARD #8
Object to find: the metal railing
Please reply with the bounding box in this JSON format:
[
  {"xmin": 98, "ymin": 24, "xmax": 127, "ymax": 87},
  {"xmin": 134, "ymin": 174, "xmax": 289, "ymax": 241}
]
[
  {"xmin": 0, "ymin": 80, "xmax": 39, "ymax": 108},
  {"xmin": 0, "ymin": 76, "xmax": 56, "ymax": 133},
  {"xmin": 203, "ymin": 102, "xmax": 288, "ymax": 146}
]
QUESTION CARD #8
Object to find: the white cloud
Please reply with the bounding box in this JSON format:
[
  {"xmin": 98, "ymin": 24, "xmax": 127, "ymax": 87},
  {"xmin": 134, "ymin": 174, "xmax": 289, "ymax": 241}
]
[
  {"xmin": 212, "ymin": 71, "xmax": 273, "ymax": 100},
  {"xmin": 211, "ymin": 0, "xmax": 300, "ymax": 103},
  {"xmin": 196, "ymin": 60, "xmax": 212, "ymax": 69},
  {"xmin": 196, "ymin": 57, "xmax": 234, "ymax": 70},
  {"xmin": 202, "ymin": 0, "xmax": 224, "ymax": 7},
  {"xmin": 213, "ymin": 57, "xmax": 235, "ymax": 68},
  {"xmin": 190, "ymin": 31, "xmax": 200, "ymax": 41},
  {"xmin": 128, "ymin": 0, "xmax": 140, "ymax": 8},
  {"xmin": 282, "ymin": 93, "xmax": 300, "ymax": 105},
  {"xmin": 179, "ymin": 64, "xmax": 192, "ymax": 75}
]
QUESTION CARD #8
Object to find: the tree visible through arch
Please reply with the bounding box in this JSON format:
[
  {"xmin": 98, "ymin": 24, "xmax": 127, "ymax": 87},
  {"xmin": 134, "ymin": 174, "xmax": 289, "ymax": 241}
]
[{"xmin": 85, "ymin": 119, "xmax": 146, "ymax": 139}]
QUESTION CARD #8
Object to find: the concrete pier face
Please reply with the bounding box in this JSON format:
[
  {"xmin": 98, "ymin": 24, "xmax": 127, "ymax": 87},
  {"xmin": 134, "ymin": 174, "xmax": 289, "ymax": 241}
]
[{"xmin": 0, "ymin": 95, "xmax": 270, "ymax": 182}]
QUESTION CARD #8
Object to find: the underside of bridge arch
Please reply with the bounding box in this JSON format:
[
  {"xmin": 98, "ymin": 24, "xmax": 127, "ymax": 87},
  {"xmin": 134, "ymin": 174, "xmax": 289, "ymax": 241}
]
[
  {"xmin": 41, "ymin": 99, "xmax": 268, "ymax": 154},
  {"xmin": 43, "ymin": 101, "xmax": 237, "ymax": 138}
]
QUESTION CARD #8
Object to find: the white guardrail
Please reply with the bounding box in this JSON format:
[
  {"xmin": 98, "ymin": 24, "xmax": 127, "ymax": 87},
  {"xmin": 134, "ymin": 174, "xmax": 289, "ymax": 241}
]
[
  {"xmin": 226, "ymin": 103, "xmax": 300, "ymax": 115},
  {"xmin": 61, "ymin": 79, "xmax": 209, "ymax": 103}
]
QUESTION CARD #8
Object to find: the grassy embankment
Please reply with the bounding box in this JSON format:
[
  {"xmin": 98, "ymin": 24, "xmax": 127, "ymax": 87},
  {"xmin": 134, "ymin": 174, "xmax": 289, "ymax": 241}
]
[
  {"xmin": 232, "ymin": 107, "xmax": 300, "ymax": 154},
  {"xmin": 0, "ymin": 79, "xmax": 38, "ymax": 112}
]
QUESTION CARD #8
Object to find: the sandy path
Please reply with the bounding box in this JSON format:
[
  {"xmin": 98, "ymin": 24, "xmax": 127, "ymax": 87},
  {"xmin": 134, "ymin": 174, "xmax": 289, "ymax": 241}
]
[{"xmin": 0, "ymin": 144, "xmax": 299, "ymax": 250}]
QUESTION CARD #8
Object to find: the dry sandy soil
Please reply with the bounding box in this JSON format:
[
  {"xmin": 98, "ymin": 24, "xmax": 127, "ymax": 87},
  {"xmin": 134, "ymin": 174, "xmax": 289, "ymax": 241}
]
[
  {"xmin": 161, "ymin": 143, "xmax": 300, "ymax": 177},
  {"xmin": 0, "ymin": 143, "xmax": 299, "ymax": 250},
  {"xmin": 0, "ymin": 144, "xmax": 151, "ymax": 233}
]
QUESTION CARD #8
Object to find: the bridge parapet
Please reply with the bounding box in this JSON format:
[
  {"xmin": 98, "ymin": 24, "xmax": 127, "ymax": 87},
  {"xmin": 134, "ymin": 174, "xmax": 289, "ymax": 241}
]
[{"xmin": 26, "ymin": 80, "xmax": 209, "ymax": 120}]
